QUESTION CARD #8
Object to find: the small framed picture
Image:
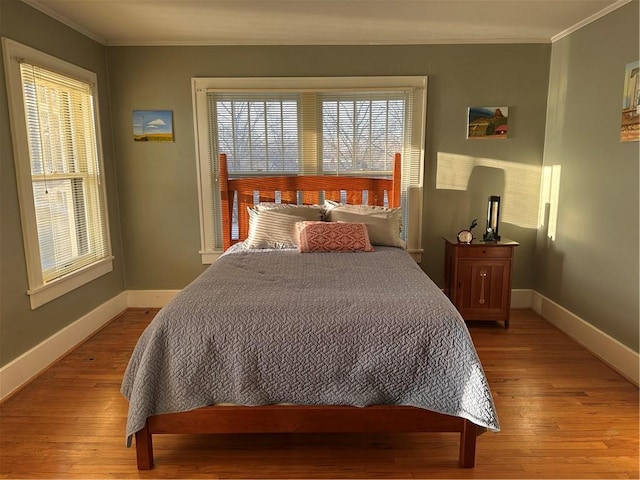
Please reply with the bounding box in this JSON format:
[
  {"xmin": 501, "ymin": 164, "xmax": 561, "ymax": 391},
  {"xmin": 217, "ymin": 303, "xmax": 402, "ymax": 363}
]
[
  {"xmin": 132, "ymin": 110, "xmax": 174, "ymax": 142},
  {"xmin": 620, "ymin": 61, "xmax": 639, "ymax": 142},
  {"xmin": 467, "ymin": 106, "xmax": 508, "ymax": 139}
]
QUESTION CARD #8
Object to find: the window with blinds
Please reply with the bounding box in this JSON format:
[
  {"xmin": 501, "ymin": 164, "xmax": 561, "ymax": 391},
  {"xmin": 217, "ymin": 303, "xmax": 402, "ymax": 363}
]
[
  {"xmin": 3, "ymin": 38, "xmax": 112, "ymax": 309},
  {"xmin": 192, "ymin": 76, "xmax": 426, "ymax": 263},
  {"xmin": 210, "ymin": 94, "xmax": 300, "ymax": 175},
  {"xmin": 208, "ymin": 91, "xmax": 410, "ymax": 177},
  {"xmin": 320, "ymin": 92, "xmax": 408, "ymax": 176}
]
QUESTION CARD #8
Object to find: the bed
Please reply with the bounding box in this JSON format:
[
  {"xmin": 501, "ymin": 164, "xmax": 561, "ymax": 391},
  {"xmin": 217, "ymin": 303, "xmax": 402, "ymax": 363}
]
[{"xmin": 121, "ymin": 153, "xmax": 499, "ymax": 470}]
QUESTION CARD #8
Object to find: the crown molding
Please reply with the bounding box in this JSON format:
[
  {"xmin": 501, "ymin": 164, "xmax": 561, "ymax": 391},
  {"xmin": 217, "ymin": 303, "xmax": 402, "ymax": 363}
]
[
  {"xmin": 20, "ymin": 0, "xmax": 106, "ymax": 45},
  {"xmin": 551, "ymin": 0, "xmax": 632, "ymax": 43}
]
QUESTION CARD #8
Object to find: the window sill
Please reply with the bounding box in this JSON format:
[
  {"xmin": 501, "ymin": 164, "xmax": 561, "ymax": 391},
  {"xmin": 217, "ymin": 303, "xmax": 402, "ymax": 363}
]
[
  {"xmin": 200, "ymin": 250, "xmax": 223, "ymax": 264},
  {"xmin": 27, "ymin": 257, "xmax": 114, "ymax": 309}
]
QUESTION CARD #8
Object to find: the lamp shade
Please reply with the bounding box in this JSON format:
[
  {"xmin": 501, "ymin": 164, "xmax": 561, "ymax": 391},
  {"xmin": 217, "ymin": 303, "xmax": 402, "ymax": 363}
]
[{"xmin": 483, "ymin": 195, "xmax": 501, "ymax": 241}]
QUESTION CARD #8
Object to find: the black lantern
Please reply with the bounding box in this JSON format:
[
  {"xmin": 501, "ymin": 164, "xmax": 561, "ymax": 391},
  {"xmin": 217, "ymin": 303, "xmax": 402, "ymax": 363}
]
[{"xmin": 483, "ymin": 195, "xmax": 501, "ymax": 241}]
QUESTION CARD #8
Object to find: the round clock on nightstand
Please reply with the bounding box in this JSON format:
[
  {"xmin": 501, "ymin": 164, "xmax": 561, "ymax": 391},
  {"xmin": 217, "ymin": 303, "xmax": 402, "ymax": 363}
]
[{"xmin": 457, "ymin": 229, "xmax": 474, "ymax": 244}]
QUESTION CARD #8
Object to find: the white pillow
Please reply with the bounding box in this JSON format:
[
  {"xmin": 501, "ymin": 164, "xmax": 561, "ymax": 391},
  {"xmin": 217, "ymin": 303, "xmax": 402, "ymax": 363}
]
[
  {"xmin": 255, "ymin": 203, "xmax": 325, "ymax": 221},
  {"xmin": 324, "ymin": 201, "xmax": 405, "ymax": 248},
  {"xmin": 245, "ymin": 208, "xmax": 306, "ymax": 249}
]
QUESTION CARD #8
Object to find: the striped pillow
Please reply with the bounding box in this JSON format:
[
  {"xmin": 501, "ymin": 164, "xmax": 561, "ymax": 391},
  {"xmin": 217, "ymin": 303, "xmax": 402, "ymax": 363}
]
[
  {"xmin": 245, "ymin": 208, "xmax": 306, "ymax": 249},
  {"xmin": 255, "ymin": 203, "xmax": 325, "ymax": 220},
  {"xmin": 296, "ymin": 221, "xmax": 375, "ymax": 253}
]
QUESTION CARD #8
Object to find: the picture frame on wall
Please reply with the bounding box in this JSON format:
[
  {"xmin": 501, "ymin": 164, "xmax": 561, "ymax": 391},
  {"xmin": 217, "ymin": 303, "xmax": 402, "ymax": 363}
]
[
  {"xmin": 467, "ymin": 106, "xmax": 509, "ymax": 139},
  {"xmin": 620, "ymin": 61, "xmax": 639, "ymax": 142},
  {"xmin": 133, "ymin": 110, "xmax": 174, "ymax": 142}
]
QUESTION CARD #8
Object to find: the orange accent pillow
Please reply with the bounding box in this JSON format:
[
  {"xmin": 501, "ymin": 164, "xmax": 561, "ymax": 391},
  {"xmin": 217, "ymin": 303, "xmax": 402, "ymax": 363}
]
[{"xmin": 296, "ymin": 221, "xmax": 375, "ymax": 253}]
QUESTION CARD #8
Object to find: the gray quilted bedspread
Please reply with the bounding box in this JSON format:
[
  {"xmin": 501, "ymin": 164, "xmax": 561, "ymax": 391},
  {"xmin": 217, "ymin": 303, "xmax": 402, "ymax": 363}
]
[{"xmin": 121, "ymin": 246, "xmax": 499, "ymax": 444}]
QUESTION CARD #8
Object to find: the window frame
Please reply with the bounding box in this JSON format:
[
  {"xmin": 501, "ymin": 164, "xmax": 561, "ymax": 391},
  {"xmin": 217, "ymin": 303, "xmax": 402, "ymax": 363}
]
[
  {"xmin": 192, "ymin": 76, "xmax": 426, "ymax": 264},
  {"xmin": 2, "ymin": 37, "xmax": 113, "ymax": 309}
]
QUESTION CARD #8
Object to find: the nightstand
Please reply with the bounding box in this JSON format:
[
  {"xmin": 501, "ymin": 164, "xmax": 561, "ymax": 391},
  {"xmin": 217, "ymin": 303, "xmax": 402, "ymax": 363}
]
[{"xmin": 443, "ymin": 236, "xmax": 519, "ymax": 328}]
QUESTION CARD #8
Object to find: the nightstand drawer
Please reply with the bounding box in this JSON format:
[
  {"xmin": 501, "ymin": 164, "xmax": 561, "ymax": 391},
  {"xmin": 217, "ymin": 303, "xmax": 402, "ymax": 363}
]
[{"xmin": 456, "ymin": 246, "xmax": 513, "ymax": 258}]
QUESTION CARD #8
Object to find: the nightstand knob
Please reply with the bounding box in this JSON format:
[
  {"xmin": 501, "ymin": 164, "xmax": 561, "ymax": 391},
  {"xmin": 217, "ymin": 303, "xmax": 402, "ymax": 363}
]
[{"xmin": 479, "ymin": 270, "xmax": 487, "ymax": 304}]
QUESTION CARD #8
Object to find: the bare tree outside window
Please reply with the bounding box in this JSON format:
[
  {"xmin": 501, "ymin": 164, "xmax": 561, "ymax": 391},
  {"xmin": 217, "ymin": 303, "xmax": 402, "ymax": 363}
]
[
  {"xmin": 322, "ymin": 97, "xmax": 405, "ymax": 175},
  {"xmin": 215, "ymin": 97, "xmax": 299, "ymax": 175},
  {"xmin": 213, "ymin": 92, "xmax": 406, "ymax": 178}
]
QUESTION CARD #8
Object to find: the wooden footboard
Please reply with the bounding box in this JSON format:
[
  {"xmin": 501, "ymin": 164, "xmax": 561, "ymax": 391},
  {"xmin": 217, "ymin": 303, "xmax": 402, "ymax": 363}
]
[{"xmin": 134, "ymin": 405, "xmax": 481, "ymax": 470}]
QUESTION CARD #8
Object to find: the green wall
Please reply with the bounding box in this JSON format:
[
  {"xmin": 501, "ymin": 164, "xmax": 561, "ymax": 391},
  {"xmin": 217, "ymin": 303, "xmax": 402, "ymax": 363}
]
[
  {"xmin": 108, "ymin": 43, "xmax": 550, "ymax": 290},
  {"xmin": 0, "ymin": 0, "xmax": 125, "ymax": 366},
  {"xmin": 537, "ymin": 1, "xmax": 640, "ymax": 351}
]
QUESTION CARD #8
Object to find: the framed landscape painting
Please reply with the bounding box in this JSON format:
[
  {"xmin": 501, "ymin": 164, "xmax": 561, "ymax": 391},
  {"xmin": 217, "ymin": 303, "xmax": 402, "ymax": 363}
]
[
  {"xmin": 467, "ymin": 106, "xmax": 509, "ymax": 139},
  {"xmin": 133, "ymin": 110, "xmax": 174, "ymax": 142}
]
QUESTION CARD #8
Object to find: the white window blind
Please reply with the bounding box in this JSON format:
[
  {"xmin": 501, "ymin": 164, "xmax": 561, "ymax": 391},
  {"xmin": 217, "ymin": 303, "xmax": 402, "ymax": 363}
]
[
  {"xmin": 208, "ymin": 93, "xmax": 300, "ymax": 175},
  {"xmin": 192, "ymin": 77, "xmax": 426, "ymax": 263},
  {"xmin": 208, "ymin": 91, "xmax": 412, "ymax": 177},
  {"xmin": 21, "ymin": 63, "xmax": 109, "ymax": 281},
  {"xmin": 3, "ymin": 38, "xmax": 113, "ymax": 308},
  {"xmin": 320, "ymin": 92, "xmax": 409, "ymax": 176}
]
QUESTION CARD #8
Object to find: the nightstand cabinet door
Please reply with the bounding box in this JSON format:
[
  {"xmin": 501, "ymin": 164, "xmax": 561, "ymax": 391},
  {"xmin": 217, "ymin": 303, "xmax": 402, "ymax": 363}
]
[
  {"xmin": 457, "ymin": 260, "xmax": 511, "ymax": 317},
  {"xmin": 443, "ymin": 237, "xmax": 518, "ymax": 328}
]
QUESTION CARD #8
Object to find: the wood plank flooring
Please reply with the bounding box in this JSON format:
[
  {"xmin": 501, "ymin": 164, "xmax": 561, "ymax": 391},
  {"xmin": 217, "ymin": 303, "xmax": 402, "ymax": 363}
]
[{"xmin": 0, "ymin": 308, "xmax": 637, "ymax": 479}]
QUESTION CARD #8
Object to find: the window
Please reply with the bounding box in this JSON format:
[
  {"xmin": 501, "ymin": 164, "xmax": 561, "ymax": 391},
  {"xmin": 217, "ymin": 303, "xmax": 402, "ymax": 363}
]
[
  {"xmin": 320, "ymin": 93, "xmax": 406, "ymax": 175},
  {"xmin": 3, "ymin": 38, "xmax": 112, "ymax": 309},
  {"xmin": 192, "ymin": 76, "xmax": 426, "ymax": 263}
]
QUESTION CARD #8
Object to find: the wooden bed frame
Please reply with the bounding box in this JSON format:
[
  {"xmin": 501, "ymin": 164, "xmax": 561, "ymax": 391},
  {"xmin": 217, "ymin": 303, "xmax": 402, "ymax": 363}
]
[{"xmin": 133, "ymin": 153, "xmax": 484, "ymax": 470}]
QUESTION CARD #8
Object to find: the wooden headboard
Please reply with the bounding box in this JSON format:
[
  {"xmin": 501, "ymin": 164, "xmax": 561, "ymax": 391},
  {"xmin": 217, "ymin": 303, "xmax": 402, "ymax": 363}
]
[{"xmin": 219, "ymin": 153, "xmax": 402, "ymax": 250}]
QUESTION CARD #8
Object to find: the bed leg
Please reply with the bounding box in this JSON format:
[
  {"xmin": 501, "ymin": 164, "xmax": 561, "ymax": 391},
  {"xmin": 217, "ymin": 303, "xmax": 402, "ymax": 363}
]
[
  {"xmin": 135, "ymin": 422, "xmax": 154, "ymax": 470},
  {"xmin": 459, "ymin": 420, "xmax": 477, "ymax": 468}
]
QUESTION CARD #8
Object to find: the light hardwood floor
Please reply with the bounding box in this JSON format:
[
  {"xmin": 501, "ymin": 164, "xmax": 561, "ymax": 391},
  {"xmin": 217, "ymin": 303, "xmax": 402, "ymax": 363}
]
[{"xmin": 0, "ymin": 308, "xmax": 638, "ymax": 479}]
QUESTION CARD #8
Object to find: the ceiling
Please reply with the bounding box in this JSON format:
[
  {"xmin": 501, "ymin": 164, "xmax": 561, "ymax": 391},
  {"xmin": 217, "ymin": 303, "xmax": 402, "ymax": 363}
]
[{"xmin": 22, "ymin": 0, "xmax": 629, "ymax": 46}]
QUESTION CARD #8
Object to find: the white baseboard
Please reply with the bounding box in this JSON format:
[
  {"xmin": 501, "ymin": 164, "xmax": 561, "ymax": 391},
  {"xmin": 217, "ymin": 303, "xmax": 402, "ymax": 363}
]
[
  {"xmin": 0, "ymin": 291, "xmax": 128, "ymax": 401},
  {"xmin": 2, "ymin": 288, "xmax": 637, "ymax": 402},
  {"xmin": 530, "ymin": 291, "xmax": 639, "ymax": 386},
  {"xmin": 511, "ymin": 289, "xmax": 533, "ymax": 309},
  {"xmin": 0, "ymin": 289, "xmax": 176, "ymax": 402},
  {"xmin": 127, "ymin": 289, "xmax": 179, "ymax": 308}
]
